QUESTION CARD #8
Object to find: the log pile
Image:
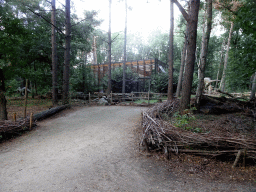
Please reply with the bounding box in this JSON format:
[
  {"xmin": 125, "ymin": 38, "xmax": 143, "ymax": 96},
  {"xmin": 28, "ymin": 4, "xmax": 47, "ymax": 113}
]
[
  {"xmin": 141, "ymin": 100, "xmax": 256, "ymax": 162},
  {"xmin": 0, "ymin": 118, "xmax": 36, "ymax": 139},
  {"xmin": 0, "ymin": 105, "xmax": 70, "ymax": 140}
]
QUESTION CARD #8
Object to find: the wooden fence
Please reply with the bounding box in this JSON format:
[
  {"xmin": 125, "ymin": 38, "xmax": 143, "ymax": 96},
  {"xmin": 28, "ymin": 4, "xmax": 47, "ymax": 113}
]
[{"xmin": 69, "ymin": 92, "xmax": 168, "ymax": 105}]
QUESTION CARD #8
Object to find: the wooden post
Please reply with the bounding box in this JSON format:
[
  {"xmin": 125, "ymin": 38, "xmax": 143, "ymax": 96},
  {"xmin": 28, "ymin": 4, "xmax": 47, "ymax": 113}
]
[
  {"xmin": 29, "ymin": 113, "xmax": 33, "ymax": 130},
  {"xmin": 232, "ymin": 149, "xmax": 242, "ymax": 168},
  {"xmin": 148, "ymin": 91, "xmax": 150, "ymax": 105},
  {"xmin": 243, "ymin": 149, "xmax": 247, "ymax": 167},
  {"xmin": 132, "ymin": 91, "xmax": 134, "ymax": 102},
  {"xmin": 143, "ymin": 60, "xmax": 146, "ymax": 91},
  {"xmin": 13, "ymin": 113, "xmax": 16, "ymax": 122},
  {"xmin": 137, "ymin": 60, "xmax": 139, "ymax": 73},
  {"xmin": 24, "ymin": 79, "xmax": 28, "ymax": 118}
]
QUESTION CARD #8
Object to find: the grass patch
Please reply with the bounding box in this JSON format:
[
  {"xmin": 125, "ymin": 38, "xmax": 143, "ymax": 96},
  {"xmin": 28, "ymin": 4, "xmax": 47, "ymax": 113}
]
[{"xmin": 7, "ymin": 98, "xmax": 52, "ymax": 108}]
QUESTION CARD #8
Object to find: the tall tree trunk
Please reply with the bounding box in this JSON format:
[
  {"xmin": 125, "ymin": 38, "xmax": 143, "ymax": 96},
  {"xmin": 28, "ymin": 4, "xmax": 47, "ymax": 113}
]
[
  {"xmin": 215, "ymin": 40, "xmax": 226, "ymax": 88},
  {"xmin": 62, "ymin": 0, "xmax": 71, "ymax": 104},
  {"xmin": 176, "ymin": 27, "xmax": 188, "ymax": 98},
  {"xmin": 167, "ymin": 0, "xmax": 174, "ymax": 100},
  {"xmin": 195, "ymin": 0, "xmax": 212, "ymax": 108},
  {"xmin": 93, "ymin": 36, "xmax": 97, "ymax": 65},
  {"xmin": 122, "ymin": 0, "xmax": 127, "ymax": 97},
  {"xmin": 174, "ymin": 0, "xmax": 200, "ymax": 112},
  {"xmin": 0, "ymin": 69, "xmax": 7, "ymax": 120},
  {"xmin": 51, "ymin": 0, "xmax": 58, "ymax": 106},
  {"xmin": 107, "ymin": 0, "xmax": 112, "ymax": 95},
  {"xmin": 220, "ymin": 22, "xmax": 233, "ymax": 92},
  {"xmin": 82, "ymin": 52, "xmax": 87, "ymax": 92},
  {"xmin": 250, "ymin": 72, "xmax": 256, "ymax": 100}
]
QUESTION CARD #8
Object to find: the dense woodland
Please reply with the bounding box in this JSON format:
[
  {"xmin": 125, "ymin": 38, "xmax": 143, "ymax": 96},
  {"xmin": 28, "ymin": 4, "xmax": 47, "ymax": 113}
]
[{"xmin": 0, "ymin": 0, "xmax": 255, "ymax": 120}]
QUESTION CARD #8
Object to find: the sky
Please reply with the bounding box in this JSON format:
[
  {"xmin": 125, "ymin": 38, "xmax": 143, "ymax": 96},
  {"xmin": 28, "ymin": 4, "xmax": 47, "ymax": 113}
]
[
  {"xmin": 56, "ymin": 0, "xmax": 224, "ymax": 39},
  {"xmin": 57, "ymin": 0, "xmax": 181, "ymax": 37}
]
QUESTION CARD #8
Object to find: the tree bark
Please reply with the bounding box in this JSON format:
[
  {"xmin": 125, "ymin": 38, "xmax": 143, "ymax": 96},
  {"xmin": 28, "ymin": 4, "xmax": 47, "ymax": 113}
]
[
  {"xmin": 167, "ymin": 0, "xmax": 174, "ymax": 101},
  {"xmin": 173, "ymin": 0, "xmax": 200, "ymax": 111},
  {"xmin": 62, "ymin": 0, "xmax": 71, "ymax": 104},
  {"xmin": 250, "ymin": 72, "xmax": 256, "ymax": 100},
  {"xmin": 0, "ymin": 69, "xmax": 7, "ymax": 120},
  {"xmin": 82, "ymin": 52, "xmax": 87, "ymax": 92},
  {"xmin": 107, "ymin": 0, "xmax": 112, "ymax": 95},
  {"xmin": 215, "ymin": 40, "xmax": 226, "ymax": 88},
  {"xmin": 195, "ymin": 0, "xmax": 213, "ymax": 108},
  {"xmin": 51, "ymin": 0, "xmax": 58, "ymax": 106},
  {"xmin": 220, "ymin": 22, "xmax": 234, "ymax": 92},
  {"xmin": 122, "ymin": 0, "xmax": 127, "ymax": 97},
  {"xmin": 176, "ymin": 27, "xmax": 188, "ymax": 98}
]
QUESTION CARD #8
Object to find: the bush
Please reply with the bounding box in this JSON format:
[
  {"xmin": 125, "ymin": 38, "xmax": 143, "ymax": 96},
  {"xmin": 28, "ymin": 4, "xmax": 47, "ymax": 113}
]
[{"xmin": 151, "ymin": 71, "xmax": 178, "ymax": 93}]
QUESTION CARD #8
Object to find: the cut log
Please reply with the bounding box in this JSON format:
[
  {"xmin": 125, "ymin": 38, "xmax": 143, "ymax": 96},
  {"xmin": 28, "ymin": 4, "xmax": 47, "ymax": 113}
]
[{"xmin": 33, "ymin": 105, "xmax": 70, "ymax": 121}]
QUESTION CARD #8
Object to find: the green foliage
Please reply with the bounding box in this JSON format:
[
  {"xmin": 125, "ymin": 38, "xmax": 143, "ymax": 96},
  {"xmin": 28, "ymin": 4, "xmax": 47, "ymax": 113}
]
[
  {"xmin": 70, "ymin": 65, "xmax": 97, "ymax": 93},
  {"xmin": 172, "ymin": 111, "xmax": 202, "ymax": 133},
  {"xmin": 235, "ymin": 0, "xmax": 256, "ymax": 40},
  {"xmin": 5, "ymin": 79, "xmax": 20, "ymax": 96},
  {"xmin": 151, "ymin": 71, "xmax": 179, "ymax": 93},
  {"xmin": 0, "ymin": 0, "xmax": 100, "ymax": 96},
  {"xmin": 226, "ymin": 28, "xmax": 256, "ymax": 92}
]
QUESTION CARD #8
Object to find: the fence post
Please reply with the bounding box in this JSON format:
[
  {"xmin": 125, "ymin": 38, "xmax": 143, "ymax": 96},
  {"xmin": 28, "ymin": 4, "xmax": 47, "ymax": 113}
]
[
  {"xmin": 29, "ymin": 112, "xmax": 33, "ymax": 130},
  {"xmin": 148, "ymin": 91, "xmax": 150, "ymax": 105},
  {"xmin": 110, "ymin": 91, "xmax": 113, "ymax": 104},
  {"xmin": 89, "ymin": 92, "xmax": 91, "ymax": 106},
  {"xmin": 13, "ymin": 113, "xmax": 16, "ymax": 122}
]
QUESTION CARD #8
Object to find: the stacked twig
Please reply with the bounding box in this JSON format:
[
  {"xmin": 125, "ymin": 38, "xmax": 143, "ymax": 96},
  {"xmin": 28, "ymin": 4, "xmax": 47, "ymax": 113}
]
[{"xmin": 140, "ymin": 100, "xmax": 256, "ymax": 161}]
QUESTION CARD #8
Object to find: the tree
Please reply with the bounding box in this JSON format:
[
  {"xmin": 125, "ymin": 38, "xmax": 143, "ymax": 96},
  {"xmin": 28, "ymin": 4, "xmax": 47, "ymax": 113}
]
[
  {"xmin": 62, "ymin": 0, "xmax": 71, "ymax": 104},
  {"xmin": 167, "ymin": 0, "xmax": 174, "ymax": 100},
  {"xmin": 122, "ymin": 0, "xmax": 127, "ymax": 96},
  {"xmin": 220, "ymin": 22, "xmax": 233, "ymax": 91},
  {"xmin": 251, "ymin": 72, "xmax": 256, "ymax": 100},
  {"xmin": 51, "ymin": 0, "xmax": 58, "ymax": 106},
  {"xmin": 173, "ymin": 0, "xmax": 200, "ymax": 111},
  {"xmin": 107, "ymin": 0, "xmax": 112, "ymax": 95},
  {"xmin": 195, "ymin": 0, "xmax": 213, "ymax": 108},
  {"xmin": 176, "ymin": 33, "xmax": 187, "ymax": 97},
  {"xmin": 0, "ymin": 1, "xmax": 27, "ymax": 120}
]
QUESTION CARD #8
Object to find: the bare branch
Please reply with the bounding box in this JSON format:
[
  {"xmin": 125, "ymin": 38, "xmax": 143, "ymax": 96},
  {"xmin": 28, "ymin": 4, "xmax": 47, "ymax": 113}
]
[
  {"xmin": 71, "ymin": 18, "xmax": 87, "ymax": 27},
  {"xmin": 27, "ymin": 7, "xmax": 64, "ymax": 35},
  {"xmin": 172, "ymin": 0, "xmax": 189, "ymax": 22}
]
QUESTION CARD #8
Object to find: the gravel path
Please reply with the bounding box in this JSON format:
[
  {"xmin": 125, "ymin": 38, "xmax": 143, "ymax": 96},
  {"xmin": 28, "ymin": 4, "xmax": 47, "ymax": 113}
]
[{"xmin": 0, "ymin": 106, "xmax": 255, "ymax": 192}]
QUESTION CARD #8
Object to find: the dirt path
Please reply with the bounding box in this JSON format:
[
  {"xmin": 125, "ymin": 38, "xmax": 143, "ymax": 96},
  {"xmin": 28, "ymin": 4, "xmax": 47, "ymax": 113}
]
[{"xmin": 0, "ymin": 106, "xmax": 255, "ymax": 192}]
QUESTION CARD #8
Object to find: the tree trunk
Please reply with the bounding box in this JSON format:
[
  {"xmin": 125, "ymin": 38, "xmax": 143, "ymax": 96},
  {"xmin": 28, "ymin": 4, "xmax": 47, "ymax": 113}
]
[
  {"xmin": 122, "ymin": 0, "xmax": 127, "ymax": 97},
  {"xmin": 174, "ymin": 0, "xmax": 200, "ymax": 111},
  {"xmin": 62, "ymin": 0, "xmax": 71, "ymax": 104},
  {"xmin": 107, "ymin": 0, "xmax": 112, "ymax": 95},
  {"xmin": 0, "ymin": 69, "xmax": 7, "ymax": 120},
  {"xmin": 220, "ymin": 22, "xmax": 233, "ymax": 92},
  {"xmin": 215, "ymin": 40, "xmax": 226, "ymax": 88},
  {"xmin": 168, "ymin": 0, "xmax": 174, "ymax": 100},
  {"xmin": 176, "ymin": 27, "xmax": 188, "ymax": 98},
  {"xmin": 82, "ymin": 52, "xmax": 87, "ymax": 92},
  {"xmin": 250, "ymin": 72, "xmax": 256, "ymax": 100},
  {"xmin": 51, "ymin": 0, "xmax": 58, "ymax": 106},
  {"xmin": 93, "ymin": 36, "xmax": 97, "ymax": 65},
  {"xmin": 195, "ymin": 0, "xmax": 212, "ymax": 108}
]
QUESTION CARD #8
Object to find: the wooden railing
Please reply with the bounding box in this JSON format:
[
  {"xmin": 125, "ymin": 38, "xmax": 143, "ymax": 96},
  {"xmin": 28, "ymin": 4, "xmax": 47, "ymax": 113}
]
[{"xmin": 69, "ymin": 91, "xmax": 168, "ymax": 105}]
